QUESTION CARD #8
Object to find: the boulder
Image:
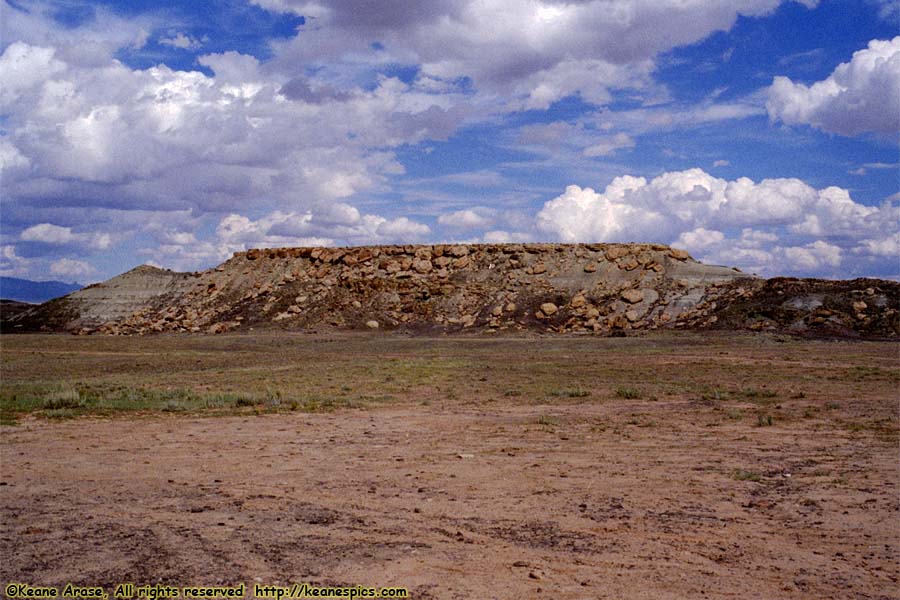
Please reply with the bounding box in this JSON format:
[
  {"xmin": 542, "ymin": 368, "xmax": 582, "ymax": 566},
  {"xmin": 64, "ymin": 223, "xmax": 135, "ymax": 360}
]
[
  {"xmin": 609, "ymin": 315, "xmax": 628, "ymax": 329},
  {"xmin": 605, "ymin": 246, "xmax": 629, "ymax": 261},
  {"xmin": 356, "ymin": 249, "xmax": 376, "ymax": 263},
  {"xmin": 621, "ymin": 289, "xmax": 645, "ymax": 304},
  {"xmin": 540, "ymin": 302, "xmax": 559, "ymax": 316},
  {"xmin": 413, "ymin": 258, "xmax": 433, "ymax": 274},
  {"xmin": 452, "ymin": 256, "xmax": 471, "ymax": 269},
  {"xmin": 620, "ymin": 258, "xmax": 640, "ymax": 271}
]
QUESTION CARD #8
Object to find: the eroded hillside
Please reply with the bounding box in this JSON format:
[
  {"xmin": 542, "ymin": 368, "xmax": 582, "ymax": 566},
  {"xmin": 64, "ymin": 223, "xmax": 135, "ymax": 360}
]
[{"xmin": 3, "ymin": 243, "xmax": 897, "ymax": 338}]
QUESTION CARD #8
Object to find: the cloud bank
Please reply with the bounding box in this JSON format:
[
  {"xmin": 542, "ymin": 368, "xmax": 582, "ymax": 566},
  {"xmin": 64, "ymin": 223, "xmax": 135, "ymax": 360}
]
[
  {"xmin": 0, "ymin": 0, "xmax": 895, "ymax": 282},
  {"xmin": 767, "ymin": 36, "xmax": 900, "ymax": 135},
  {"xmin": 514, "ymin": 169, "xmax": 896, "ymax": 277}
]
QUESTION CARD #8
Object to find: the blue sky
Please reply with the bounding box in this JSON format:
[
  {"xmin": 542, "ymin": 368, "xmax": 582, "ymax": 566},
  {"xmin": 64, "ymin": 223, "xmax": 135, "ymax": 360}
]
[{"xmin": 1, "ymin": 0, "xmax": 898, "ymax": 283}]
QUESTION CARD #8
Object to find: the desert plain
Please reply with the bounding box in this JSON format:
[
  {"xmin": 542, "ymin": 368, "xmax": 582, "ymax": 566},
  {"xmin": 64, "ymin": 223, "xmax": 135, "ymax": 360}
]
[{"xmin": 0, "ymin": 331, "xmax": 897, "ymax": 599}]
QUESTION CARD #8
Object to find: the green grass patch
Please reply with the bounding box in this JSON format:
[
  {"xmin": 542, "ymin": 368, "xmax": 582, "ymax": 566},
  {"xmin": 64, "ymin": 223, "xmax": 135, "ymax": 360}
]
[
  {"xmin": 755, "ymin": 413, "xmax": 774, "ymax": 427},
  {"xmin": 0, "ymin": 382, "xmax": 369, "ymax": 419},
  {"xmin": 835, "ymin": 417, "xmax": 898, "ymax": 441},
  {"xmin": 741, "ymin": 388, "xmax": 777, "ymax": 400},
  {"xmin": 733, "ymin": 469, "xmax": 762, "ymax": 482},
  {"xmin": 41, "ymin": 388, "xmax": 86, "ymax": 410},
  {"xmin": 0, "ymin": 410, "xmax": 19, "ymax": 426},
  {"xmin": 845, "ymin": 366, "xmax": 898, "ymax": 381},
  {"xmin": 725, "ymin": 408, "xmax": 744, "ymax": 421},
  {"xmin": 549, "ymin": 387, "xmax": 591, "ymax": 398},
  {"xmin": 700, "ymin": 389, "xmax": 730, "ymax": 402},
  {"xmin": 44, "ymin": 408, "xmax": 80, "ymax": 419}
]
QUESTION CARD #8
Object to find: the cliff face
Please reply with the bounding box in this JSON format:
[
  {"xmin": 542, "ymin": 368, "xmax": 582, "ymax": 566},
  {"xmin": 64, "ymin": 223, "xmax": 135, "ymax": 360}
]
[{"xmin": 3, "ymin": 243, "xmax": 898, "ymax": 338}]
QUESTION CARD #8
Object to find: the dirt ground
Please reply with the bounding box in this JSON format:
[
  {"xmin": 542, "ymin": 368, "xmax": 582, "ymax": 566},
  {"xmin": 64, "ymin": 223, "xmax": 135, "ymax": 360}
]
[{"xmin": 1, "ymin": 332, "xmax": 898, "ymax": 599}]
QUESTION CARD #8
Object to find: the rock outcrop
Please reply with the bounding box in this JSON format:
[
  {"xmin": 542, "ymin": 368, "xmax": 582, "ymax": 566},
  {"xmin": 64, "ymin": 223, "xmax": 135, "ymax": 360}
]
[
  {"xmin": 0, "ymin": 299, "xmax": 34, "ymax": 320},
  {"xmin": 3, "ymin": 243, "xmax": 897, "ymax": 338}
]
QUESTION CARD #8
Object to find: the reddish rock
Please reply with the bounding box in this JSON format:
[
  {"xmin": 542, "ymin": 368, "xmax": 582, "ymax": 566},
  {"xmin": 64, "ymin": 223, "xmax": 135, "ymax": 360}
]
[
  {"xmin": 605, "ymin": 246, "xmax": 629, "ymax": 261},
  {"xmin": 621, "ymin": 289, "xmax": 644, "ymax": 304},
  {"xmin": 413, "ymin": 259, "xmax": 433, "ymax": 274},
  {"xmin": 540, "ymin": 302, "xmax": 559, "ymax": 316},
  {"xmin": 452, "ymin": 256, "xmax": 471, "ymax": 269}
]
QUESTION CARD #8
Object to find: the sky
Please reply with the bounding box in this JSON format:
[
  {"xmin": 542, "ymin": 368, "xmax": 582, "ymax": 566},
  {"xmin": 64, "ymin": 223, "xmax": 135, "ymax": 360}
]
[{"xmin": 0, "ymin": 0, "xmax": 898, "ymax": 283}]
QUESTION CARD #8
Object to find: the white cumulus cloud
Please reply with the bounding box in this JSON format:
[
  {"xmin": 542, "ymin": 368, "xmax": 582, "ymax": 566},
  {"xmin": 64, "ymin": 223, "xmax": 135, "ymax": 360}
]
[
  {"xmin": 767, "ymin": 36, "xmax": 900, "ymax": 135},
  {"xmin": 676, "ymin": 227, "xmax": 725, "ymax": 250},
  {"xmin": 438, "ymin": 209, "xmax": 495, "ymax": 229},
  {"xmin": 260, "ymin": 0, "xmax": 811, "ymax": 109},
  {"xmin": 533, "ymin": 168, "xmax": 898, "ymax": 277},
  {"xmin": 20, "ymin": 223, "xmax": 112, "ymax": 250},
  {"xmin": 782, "ymin": 240, "xmax": 842, "ymax": 271},
  {"xmin": 159, "ymin": 32, "xmax": 204, "ymax": 50},
  {"xmin": 0, "ymin": 245, "xmax": 32, "ymax": 278},
  {"xmin": 50, "ymin": 258, "xmax": 98, "ymax": 279}
]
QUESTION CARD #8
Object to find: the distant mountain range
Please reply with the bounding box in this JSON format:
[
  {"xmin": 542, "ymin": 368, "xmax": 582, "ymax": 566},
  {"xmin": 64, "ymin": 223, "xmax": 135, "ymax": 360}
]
[{"xmin": 0, "ymin": 277, "xmax": 83, "ymax": 304}]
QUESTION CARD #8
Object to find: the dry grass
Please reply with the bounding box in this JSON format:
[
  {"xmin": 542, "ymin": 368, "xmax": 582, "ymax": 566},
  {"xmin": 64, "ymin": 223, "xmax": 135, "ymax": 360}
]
[
  {"xmin": 1, "ymin": 331, "xmax": 897, "ymax": 438},
  {"xmin": 2, "ymin": 330, "xmax": 898, "ymax": 598}
]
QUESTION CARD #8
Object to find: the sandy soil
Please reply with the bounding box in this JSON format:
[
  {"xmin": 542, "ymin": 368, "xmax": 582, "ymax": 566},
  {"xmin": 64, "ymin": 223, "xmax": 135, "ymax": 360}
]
[{"xmin": 1, "ymin": 334, "xmax": 898, "ymax": 599}]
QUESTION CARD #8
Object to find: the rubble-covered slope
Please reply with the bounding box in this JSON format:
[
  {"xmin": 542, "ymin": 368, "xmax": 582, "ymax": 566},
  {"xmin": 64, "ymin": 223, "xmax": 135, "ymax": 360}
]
[
  {"xmin": 0, "ymin": 300, "xmax": 34, "ymax": 320},
  {"xmin": 3, "ymin": 243, "xmax": 897, "ymax": 338}
]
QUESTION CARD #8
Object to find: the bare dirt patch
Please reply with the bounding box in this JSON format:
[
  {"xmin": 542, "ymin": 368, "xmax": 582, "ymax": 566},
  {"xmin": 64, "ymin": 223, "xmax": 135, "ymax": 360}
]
[{"xmin": 1, "ymin": 332, "xmax": 897, "ymax": 599}]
